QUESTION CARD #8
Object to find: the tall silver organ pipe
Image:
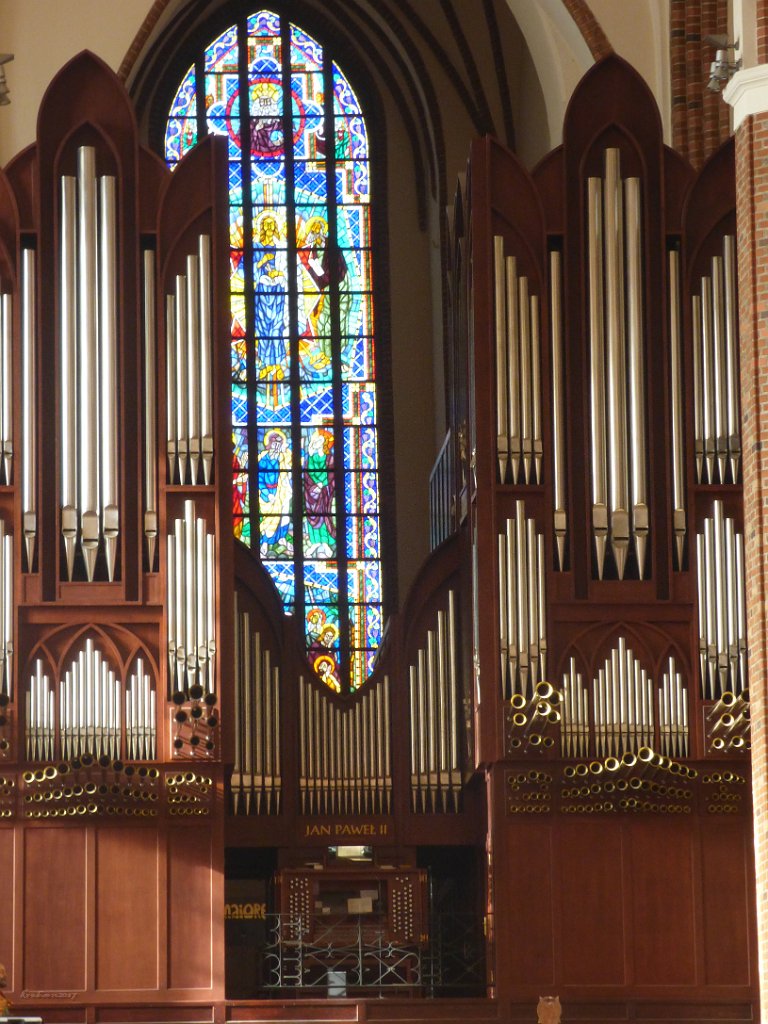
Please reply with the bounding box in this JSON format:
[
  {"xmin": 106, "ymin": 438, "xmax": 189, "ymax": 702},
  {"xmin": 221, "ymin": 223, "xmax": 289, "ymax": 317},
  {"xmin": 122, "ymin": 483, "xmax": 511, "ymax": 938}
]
[
  {"xmin": 408, "ymin": 591, "xmax": 461, "ymax": 812},
  {"xmin": 593, "ymin": 637, "xmax": 653, "ymax": 757},
  {"xmin": 0, "ymin": 291, "xmax": 12, "ymax": 486},
  {"xmin": 21, "ymin": 247, "xmax": 36, "ymax": 572},
  {"xmin": 659, "ymin": 656, "xmax": 688, "ymax": 758},
  {"xmin": 692, "ymin": 236, "xmax": 740, "ymax": 484},
  {"xmin": 498, "ymin": 502, "xmax": 547, "ymax": 700},
  {"xmin": 59, "ymin": 638, "xmax": 121, "ymax": 760},
  {"xmin": 59, "ymin": 146, "xmax": 120, "ymax": 582},
  {"xmin": 0, "ymin": 520, "xmax": 13, "ymax": 699},
  {"xmin": 126, "ymin": 658, "xmax": 155, "ymax": 761},
  {"xmin": 550, "ymin": 250, "xmax": 567, "ymax": 570},
  {"xmin": 143, "ymin": 250, "xmax": 158, "ymax": 569},
  {"xmin": 232, "ymin": 594, "xmax": 281, "ymax": 814},
  {"xmin": 560, "ymin": 658, "xmax": 589, "ymax": 759},
  {"xmin": 166, "ymin": 500, "xmax": 216, "ymax": 697},
  {"xmin": 166, "ymin": 236, "xmax": 214, "ymax": 485},
  {"xmin": 492, "ymin": 238, "xmax": 542, "ymax": 484},
  {"xmin": 26, "ymin": 660, "xmax": 53, "ymax": 761},
  {"xmin": 299, "ymin": 674, "xmax": 390, "ymax": 815},
  {"xmin": 668, "ymin": 249, "xmax": 686, "ymax": 569},
  {"xmin": 586, "ymin": 149, "xmax": 647, "ymax": 579},
  {"xmin": 697, "ymin": 500, "xmax": 747, "ymax": 698}
]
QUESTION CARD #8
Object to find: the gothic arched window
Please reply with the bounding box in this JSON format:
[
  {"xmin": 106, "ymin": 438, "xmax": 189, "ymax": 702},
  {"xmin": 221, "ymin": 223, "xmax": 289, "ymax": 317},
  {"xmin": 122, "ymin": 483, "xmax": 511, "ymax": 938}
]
[{"xmin": 164, "ymin": 11, "xmax": 382, "ymax": 692}]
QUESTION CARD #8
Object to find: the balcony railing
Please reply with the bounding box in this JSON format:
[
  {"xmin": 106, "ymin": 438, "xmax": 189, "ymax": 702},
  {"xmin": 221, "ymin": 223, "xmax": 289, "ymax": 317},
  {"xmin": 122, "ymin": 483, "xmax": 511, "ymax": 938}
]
[{"xmin": 429, "ymin": 430, "xmax": 457, "ymax": 550}]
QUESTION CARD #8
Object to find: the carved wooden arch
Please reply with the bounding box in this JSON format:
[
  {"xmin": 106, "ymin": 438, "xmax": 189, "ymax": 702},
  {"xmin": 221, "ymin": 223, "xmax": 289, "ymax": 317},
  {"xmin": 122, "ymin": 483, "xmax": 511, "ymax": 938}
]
[
  {"xmin": 560, "ymin": 619, "xmax": 681, "ymax": 682},
  {"xmin": 24, "ymin": 622, "xmax": 160, "ymax": 686}
]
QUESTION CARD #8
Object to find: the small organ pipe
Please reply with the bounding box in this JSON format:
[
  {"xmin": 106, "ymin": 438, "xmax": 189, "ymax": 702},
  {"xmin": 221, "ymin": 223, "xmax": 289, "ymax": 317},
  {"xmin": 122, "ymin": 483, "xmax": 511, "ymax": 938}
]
[
  {"xmin": 692, "ymin": 296, "xmax": 704, "ymax": 482},
  {"xmin": 550, "ymin": 250, "xmax": 567, "ymax": 569},
  {"xmin": 530, "ymin": 293, "xmax": 542, "ymax": 482},
  {"xmin": 175, "ymin": 274, "xmax": 189, "ymax": 484},
  {"xmin": 519, "ymin": 276, "xmax": 533, "ymax": 483},
  {"xmin": 166, "ymin": 296, "xmax": 177, "ymax": 479},
  {"xmin": 186, "ymin": 253, "xmax": 201, "ymax": 483},
  {"xmin": 711, "ymin": 256, "xmax": 727, "ymax": 483}
]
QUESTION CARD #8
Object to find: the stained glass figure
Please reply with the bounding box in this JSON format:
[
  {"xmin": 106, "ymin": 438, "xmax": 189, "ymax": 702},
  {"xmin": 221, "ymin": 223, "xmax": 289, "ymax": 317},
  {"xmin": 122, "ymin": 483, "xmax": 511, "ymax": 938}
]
[{"xmin": 166, "ymin": 10, "xmax": 383, "ymax": 691}]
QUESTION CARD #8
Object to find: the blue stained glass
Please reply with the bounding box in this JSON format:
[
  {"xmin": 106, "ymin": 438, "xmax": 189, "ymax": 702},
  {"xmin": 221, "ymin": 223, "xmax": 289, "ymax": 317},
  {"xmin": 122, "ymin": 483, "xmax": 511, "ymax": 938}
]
[
  {"xmin": 342, "ymin": 382, "xmax": 376, "ymax": 424},
  {"xmin": 344, "ymin": 426, "xmax": 378, "ymax": 469},
  {"xmin": 207, "ymin": 116, "xmax": 241, "ymax": 160},
  {"xmin": 304, "ymin": 561, "xmax": 339, "ymax": 598},
  {"xmin": 348, "ymin": 603, "xmax": 383, "ymax": 650},
  {"xmin": 165, "ymin": 118, "xmax": 198, "ymax": 163},
  {"xmin": 333, "ymin": 64, "xmax": 368, "ymax": 159},
  {"xmin": 232, "ymin": 384, "xmax": 248, "ymax": 426},
  {"xmin": 347, "ymin": 561, "xmax": 382, "ymax": 603},
  {"xmin": 291, "ymin": 23, "xmax": 324, "ymax": 71},
  {"xmin": 300, "ymin": 382, "xmax": 335, "ymax": 424},
  {"xmin": 257, "ymin": 425, "xmax": 292, "ymax": 458},
  {"xmin": 344, "ymin": 472, "xmax": 379, "ymax": 514},
  {"xmin": 345, "ymin": 515, "xmax": 379, "ymax": 559},
  {"xmin": 231, "ymin": 339, "xmax": 247, "ymax": 381},
  {"xmin": 343, "ymin": 335, "xmax": 374, "ymax": 381},
  {"xmin": 263, "ymin": 560, "xmax": 296, "ymax": 606},
  {"xmin": 336, "ymin": 161, "xmax": 369, "ymax": 203},
  {"xmin": 228, "ymin": 161, "xmax": 243, "ymax": 192},
  {"xmin": 233, "ymin": 427, "xmax": 249, "ymax": 470},
  {"xmin": 248, "ymin": 11, "xmax": 282, "ymax": 37},
  {"xmin": 337, "ymin": 205, "xmax": 371, "ymax": 248},
  {"xmin": 293, "ymin": 160, "xmax": 327, "ymax": 196},
  {"xmin": 233, "ymin": 472, "xmax": 249, "ymax": 518},
  {"xmin": 170, "ymin": 66, "xmax": 197, "ymax": 118},
  {"xmin": 205, "ymin": 24, "xmax": 239, "ymax": 71},
  {"xmin": 302, "ymin": 425, "xmax": 335, "ymax": 469},
  {"xmin": 205, "ymin": 72, "xmax": 239, "ymax": 117},
  {"xmin": 256, "ymin": 382, "xmax": 291, "ymax": 422}
]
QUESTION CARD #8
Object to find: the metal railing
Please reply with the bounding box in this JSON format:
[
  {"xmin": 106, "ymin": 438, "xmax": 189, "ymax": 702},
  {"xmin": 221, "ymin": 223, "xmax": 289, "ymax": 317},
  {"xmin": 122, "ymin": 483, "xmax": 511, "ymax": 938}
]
[
  {"xmin": 260, "ymin": 911, "xmax": 485, "ymax": 997},
  {"xmin": 429, "ymin": 430, "xmax": 457, "ymax": 550}
]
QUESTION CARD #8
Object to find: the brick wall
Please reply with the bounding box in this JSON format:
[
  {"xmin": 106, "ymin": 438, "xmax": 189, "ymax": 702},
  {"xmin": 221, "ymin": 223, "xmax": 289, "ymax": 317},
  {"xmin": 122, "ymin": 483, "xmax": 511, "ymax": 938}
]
[
  {"xmin": 671, "ymin": 0, "xmax": 730, "ymax": 167},
  {"xmin": 735, "ymin": 109, "xmax": 768, "ymax": 1018}
]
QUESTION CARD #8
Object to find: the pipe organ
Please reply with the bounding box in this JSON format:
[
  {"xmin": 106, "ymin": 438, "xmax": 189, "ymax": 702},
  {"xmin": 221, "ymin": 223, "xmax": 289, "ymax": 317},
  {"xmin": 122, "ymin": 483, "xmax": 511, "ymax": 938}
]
[{"xmin": 0, "ymin": 48, "xmax": 753, "ymax": 1024}]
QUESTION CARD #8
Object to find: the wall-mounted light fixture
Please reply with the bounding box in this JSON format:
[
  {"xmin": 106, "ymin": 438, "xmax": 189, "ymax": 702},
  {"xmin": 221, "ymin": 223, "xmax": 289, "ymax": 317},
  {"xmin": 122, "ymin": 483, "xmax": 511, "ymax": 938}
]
[
  {"xmin": 705, "ymin": 35, "xmax": 741, "ymax": 93},
  {"xmin": 0, "ymin": 56, "xmax": 13, "ymax": 106}
]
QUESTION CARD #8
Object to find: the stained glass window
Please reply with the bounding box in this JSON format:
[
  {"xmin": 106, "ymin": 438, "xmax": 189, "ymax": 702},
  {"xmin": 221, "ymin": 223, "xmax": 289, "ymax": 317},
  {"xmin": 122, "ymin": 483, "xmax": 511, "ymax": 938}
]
[{"xmin": 165, "ymin": 10, "xmax": 383, "ymax": 692}]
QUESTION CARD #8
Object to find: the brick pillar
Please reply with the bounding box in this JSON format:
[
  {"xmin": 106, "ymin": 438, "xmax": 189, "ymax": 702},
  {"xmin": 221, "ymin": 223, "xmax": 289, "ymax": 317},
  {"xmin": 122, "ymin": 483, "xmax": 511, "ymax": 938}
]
[{"xmin": 726, "ymin": 68, "xmax": 768, "ymax": 1018}]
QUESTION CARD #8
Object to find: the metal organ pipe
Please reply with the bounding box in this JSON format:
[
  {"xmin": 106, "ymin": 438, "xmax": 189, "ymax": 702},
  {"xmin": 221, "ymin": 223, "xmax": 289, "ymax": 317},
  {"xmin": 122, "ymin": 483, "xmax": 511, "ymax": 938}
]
[
  {"xmin": 21, "ymin": 247, "xmax": 36, "ymax": 571},
  {"xmin": 0, "ymin": 291, "xmax": 11, "ymax": 486},
  {"xmin": 166, "ymin": 237, "xmax": 215, "ymax": 485},
  {"xmin": 60, "ymin": 176, "xmax": 78, "ymax": 579},
  {"xmin": 668, "ymin": 250, "xmax": 686, "ymax": 569},
  {"xmin": 693, "ymin": 236, "xmax": 741, "ymax": 484},
  {"xmin": 497, "ymin": 503, "xmax": 546, "ymax": 700},
  {"xmin": 143, "ymin": 250, "xmax": 158, "ymax": 569},
  {"xmin": 697, "ymin": 501, "xmax": 747, "ymax": 698},
  {"xmin": 550, "ymin": 250, "xmax": 567, "ymax": 569},
  {"xmin": 587, "ymin": 150, "xmax": 648, "ymax": 579},
  {"xmin": 232, "ymin": 598, "xmax": 281, "ymax": 814},
  {"xmin": 494, "ymin": 236, "xmax": 508, "ymax": 480},
  {"xmin": 166, "ymin": 500, "xmax": 217, "ymax": 699},
  {"xmin": 98, "ymin": 175, "xmax": 119, "ymax": 581}
]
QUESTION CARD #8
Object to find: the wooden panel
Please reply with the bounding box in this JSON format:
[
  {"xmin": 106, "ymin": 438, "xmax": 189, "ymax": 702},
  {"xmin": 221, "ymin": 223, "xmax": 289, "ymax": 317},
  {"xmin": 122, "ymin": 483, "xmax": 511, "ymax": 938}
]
[
  {"xmin": 629, "ymin": 821, "xmax": 696, "ymax": 985},
  {"xmin": 0, "ymin": 828, "xmax": 15, "ymax": 986},
  {"xmin": 95, "ymin": 827, "xmax": 160, "ymax": 991},
  {"xmin": 498, "ymin": 822, "xmax": 555, "ymax": 985},
  {"xmin": 558, "ymin": 821, "xmax": 625, "ymax": 985},
  {"xmin": 168, "ymin": 825, "xmax": 213, "ymax": 990},
  {"xmin": 700, "ymin": 822, "xmax": 752, "ymax": 986},
  {"xmin": 23, "ymin": 827, "xmax": 86, "ymax": 991}
]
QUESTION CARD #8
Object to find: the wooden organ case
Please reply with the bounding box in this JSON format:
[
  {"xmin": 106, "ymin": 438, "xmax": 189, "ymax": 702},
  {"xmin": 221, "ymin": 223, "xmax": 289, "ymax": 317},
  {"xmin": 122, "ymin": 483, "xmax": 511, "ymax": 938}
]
[
  {"xmin": 0, "ymin": 53, "xmax": 232, "ymax": 1010},
  {"xmin": 448, "ymin": 56, "xmax": 757, "ymax": 1021}
]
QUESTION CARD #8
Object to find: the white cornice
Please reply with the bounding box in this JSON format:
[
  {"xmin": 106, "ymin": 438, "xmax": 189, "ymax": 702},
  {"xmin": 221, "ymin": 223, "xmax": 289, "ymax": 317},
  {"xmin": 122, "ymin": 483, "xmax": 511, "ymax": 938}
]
[{"xmin": 724, "ymin": 64, "xmax": 768, "ymax": 130}]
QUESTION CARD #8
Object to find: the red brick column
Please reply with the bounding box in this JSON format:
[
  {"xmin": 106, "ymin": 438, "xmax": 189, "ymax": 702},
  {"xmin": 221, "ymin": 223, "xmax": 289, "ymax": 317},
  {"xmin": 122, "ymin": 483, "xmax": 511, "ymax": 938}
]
[{"xmin": 735, "ymin": 107, "xmax": 768, "ymax": 1017}]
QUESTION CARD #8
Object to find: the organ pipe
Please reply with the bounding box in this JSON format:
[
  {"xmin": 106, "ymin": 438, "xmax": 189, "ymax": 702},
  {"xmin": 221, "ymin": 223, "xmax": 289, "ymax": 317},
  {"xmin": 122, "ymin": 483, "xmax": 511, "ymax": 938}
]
[
  {"xmin": 692, "ymin": 237, "xmax": 741, "ymax": 484},
  {"xmin": 586, "ymin": 149, "xmax": 647, "ymax": 579},
  {"xmin": 498, "ymin": 502, "xmax": 547, "ymax": 700},
  {"xmin": 668, "ymin": 249, "xmax": 686, "ymax": 569},
  {"xmin": 166, "ymin": 237, "xmax": 214, "ymax": 485},
  {"xmin": 232, "ymin": 594, "xmax": 281, "ymax": 814},
  {"xmin": 550, "ymin": 250, "xmax": 567, "ymax": 569},
  {"xmin": 408, "ymin": 592, "xmax": 461, "ymax": 811},
  {"xmin": 593, "ymin": 638, "xmax": 653, "ymax": 757},
  {"xmin": 659, "ymin": 656, "xmax": 688, "ymax": 758},
  {"xmin": 491, "ymin": 238, "xmax": 542, "ymax": 485},
  {"xmin": 99, "ymin": 175, "xmax": 118, "ymax": 582},
  {"xmin": 143, "ymin": 250, "xmax": 158, "ymax": 570},
  {"xmin": 0, "ymin": 292, "xmax": 11, "ymax": 486},
  {"xmin": 299, "ymin": 674, "xmax": 390, "ymax": 815},
  {"xmin": 0, "ymin": 521, "xmax": 12, "ymax": 699},
  {"xmin": 561, "ymin": 658, "xmax": 589, "ymax": 759},
  {"xmin": 21, "ymin": 247, "xmax": 36, "ymax": 572},
  {"xmin": 697, "ymin": 501, "xmax": 747, "ymax": 697},
  {"xmin": 166, "ymin": 500, "xmax": 216, "ymax": 698}
]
